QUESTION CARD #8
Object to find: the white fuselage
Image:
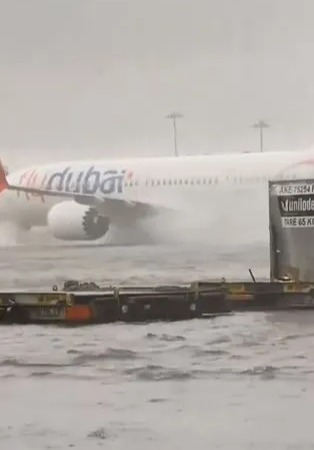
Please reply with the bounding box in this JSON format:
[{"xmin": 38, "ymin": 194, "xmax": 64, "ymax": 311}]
[{"xmin": 2, "ymin": 150, "xmax": 314, "ymax": 242}]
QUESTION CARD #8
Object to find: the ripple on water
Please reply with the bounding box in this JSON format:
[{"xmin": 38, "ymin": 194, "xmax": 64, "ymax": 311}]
[
  {"xmin": 124, "ymin": 364, "xmax": 193, "ymax": 381},
  {"xmin": 0, "ymin": 358, "xmax": 70, "ymax": 369},
  {"xmin": 146, "ymin": 333, "xmax": 186, "ymax": 342},
  {"xmin": 72, "ymin": 348, "xmax": 139, "ymax": 364}
]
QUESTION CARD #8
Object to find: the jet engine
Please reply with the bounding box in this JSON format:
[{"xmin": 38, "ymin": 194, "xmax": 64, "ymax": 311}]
[{"xmin": 47, "ymin": 201, "xmax": 110, "ymax": 241}]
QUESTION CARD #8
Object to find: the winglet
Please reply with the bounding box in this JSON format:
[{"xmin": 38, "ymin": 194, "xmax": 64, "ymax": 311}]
[{"xmin": 0, "ymin": 160, "xmax": 9, "ymax": 193}]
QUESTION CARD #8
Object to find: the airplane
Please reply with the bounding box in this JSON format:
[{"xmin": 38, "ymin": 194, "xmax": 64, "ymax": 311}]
[{"xmin": 0, "ymin": 149, "xmax": 313, "ymax": 245}]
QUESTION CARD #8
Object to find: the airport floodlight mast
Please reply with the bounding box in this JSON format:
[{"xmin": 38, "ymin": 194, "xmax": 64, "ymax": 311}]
[
  {"xmin": 252, "ymin": 119, "xmax": 270, "ymax": 152},
  {"xmin": 166, "ymin": 112, "xmax": 183, "ymax": 156}
]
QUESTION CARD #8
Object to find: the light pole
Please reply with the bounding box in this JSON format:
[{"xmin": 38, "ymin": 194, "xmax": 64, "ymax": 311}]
[
  {"xmin": 166, "ymin": 112, "xmax": 183, "ymax": 156},
  {"xmin": 252, "ymin": 119, "xmax": 270, "ymax": 152}
]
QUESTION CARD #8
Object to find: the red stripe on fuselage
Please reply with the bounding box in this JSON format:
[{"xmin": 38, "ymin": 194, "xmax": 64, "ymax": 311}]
[{"xmin": 16, "ymin": 169, "xmax": 46, "ymax": 202}]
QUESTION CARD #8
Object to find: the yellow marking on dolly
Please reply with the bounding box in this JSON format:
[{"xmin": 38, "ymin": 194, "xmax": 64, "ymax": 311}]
[
  {"xmin": 37, "ymin": 293, "xmax": 67, "ymax": 305},
  {"xmin": 283, "ymin": 283, "xmax": 314, "ymax": 293},
  {"xmin": 227, "ymin": 293, "xmax": 254, "ymax": 301}
]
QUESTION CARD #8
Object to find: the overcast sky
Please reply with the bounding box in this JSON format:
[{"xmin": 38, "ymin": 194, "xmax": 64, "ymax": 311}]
[{"xmin": 0, "ymin": 0, "xmax": 314, "ymax": 168}]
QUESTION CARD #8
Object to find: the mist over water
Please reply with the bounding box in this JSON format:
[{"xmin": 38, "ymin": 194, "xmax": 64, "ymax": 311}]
[{"xmin": 0, "ymin": 182, "xmax": 271, "ymax": 251}]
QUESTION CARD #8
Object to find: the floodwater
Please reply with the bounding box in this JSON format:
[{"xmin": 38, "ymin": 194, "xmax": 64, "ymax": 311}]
[{"xmin": 0, "ymin": 238, "xmax": 313, "ymax": 449}]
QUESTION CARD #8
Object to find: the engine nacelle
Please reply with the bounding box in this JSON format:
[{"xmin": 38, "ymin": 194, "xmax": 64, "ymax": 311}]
[{"xmin": 47, "ymin": 201, "xmax": 109, "ymax": 241}]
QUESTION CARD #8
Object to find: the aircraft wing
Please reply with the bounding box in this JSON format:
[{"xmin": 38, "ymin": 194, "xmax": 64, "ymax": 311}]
[{"xmin": 0, "ymin": 162, "xmax": 170, "ymax": 220}]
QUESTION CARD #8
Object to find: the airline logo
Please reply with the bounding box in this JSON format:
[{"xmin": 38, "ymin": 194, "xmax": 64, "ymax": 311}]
[
  {"xmin": 45, "ymin": 166, "xmax": 129, "ymax": 195},
  {"xmin": 19, "ymin": 165, "xmax": 132, "ymax": 196}
]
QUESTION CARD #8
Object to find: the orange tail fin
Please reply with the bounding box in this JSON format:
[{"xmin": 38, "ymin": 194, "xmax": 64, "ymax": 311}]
[{"xmin": 0, "ymin": 160, "xmax": 9, "ymax": 193}]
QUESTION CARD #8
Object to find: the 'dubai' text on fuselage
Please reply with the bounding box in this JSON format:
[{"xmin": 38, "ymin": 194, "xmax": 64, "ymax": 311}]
[{"xmin": 18, "ymin": 165, "xmax": 131, "ymax": 198}]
